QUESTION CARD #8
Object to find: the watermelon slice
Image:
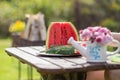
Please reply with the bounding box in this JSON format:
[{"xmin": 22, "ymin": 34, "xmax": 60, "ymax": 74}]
[{"xmin": 46, "ymin": 22, "xmax": 79, "ymax": 49}]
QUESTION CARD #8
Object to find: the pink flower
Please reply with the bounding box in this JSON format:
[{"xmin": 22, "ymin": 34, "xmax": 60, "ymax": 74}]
[
  {"xmin": 87, "ymin": 27, "xmax": 94, "ymax": 31},
  {"xmin": 80, "ymin": 29, "xmax": 92, "ymax": 41},
  {"xmin": 95, "ymin": 35, "xmax": 106, "ymax": 45},
  {"xmin": 94, "ymin": 32, "xmax": 101, "ymax": 37},
  {"xmin": 79, "ymin": 26, "xmax": 112, "ymax": 45},
  {"xmin": 95, "ymin": 36, "xmax": 103, "ymax": 43},
  {"xmin": 103, "ymin": 34, "xmax": 112, "ymax": 44},
  {"xmin": 93, "ymin": 26, "xmax": 101, "ymax": 32},
  {"xmin": 79, "ymin": 30, "xmax": 83, "ymax": 34}
]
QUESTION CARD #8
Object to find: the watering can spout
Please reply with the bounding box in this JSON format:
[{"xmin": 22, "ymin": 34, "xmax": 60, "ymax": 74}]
[{"xmin": 68, "ymin": 37, "xmax": 87, "ymax": 57}]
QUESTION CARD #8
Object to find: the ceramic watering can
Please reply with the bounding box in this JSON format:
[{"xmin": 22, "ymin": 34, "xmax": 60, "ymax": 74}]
[{"xmin": 68, "ymin": 37, "xmax": 120, "ymax": 62}]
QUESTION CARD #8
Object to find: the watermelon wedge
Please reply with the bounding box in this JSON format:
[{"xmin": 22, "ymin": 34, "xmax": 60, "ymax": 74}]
[{"xmin": 46, "ymin": 22, "xmax": 79, "ymax": 49}]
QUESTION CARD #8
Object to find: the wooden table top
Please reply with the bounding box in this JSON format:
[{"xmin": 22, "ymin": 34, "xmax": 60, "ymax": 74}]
[{"xmin": 5, "ymin": 46, "xmax": 120, "ymax": 74}]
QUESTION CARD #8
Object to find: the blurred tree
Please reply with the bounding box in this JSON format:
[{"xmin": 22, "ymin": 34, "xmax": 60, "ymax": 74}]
[
  {"xmin": 0, "ymin": 0, "xmax": 120, "ymax": 37},
  {"xmin": 100, "ymin": 18, "xmax": 119, "ymax": 32},
  {"xmin": 0, "ymin": 0, "xmax": 75, "ymax": 37},
  {"xmin": 95, "ymin": 0, "xmax": 120, "ymax": 32},
  {"xmin": 73, "ymin": 0, "xmax": 103, "ymax": 30}
]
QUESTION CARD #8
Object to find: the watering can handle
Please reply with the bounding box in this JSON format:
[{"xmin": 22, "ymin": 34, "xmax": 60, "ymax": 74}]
[{"xmin": 107, "ymin": 39, "xmax": 120, "ymax": 56}]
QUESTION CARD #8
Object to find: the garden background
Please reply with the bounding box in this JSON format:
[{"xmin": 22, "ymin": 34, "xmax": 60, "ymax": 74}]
[{"xmin": 1, "ymin": 0, "xmax": 120, "ymax": 80}]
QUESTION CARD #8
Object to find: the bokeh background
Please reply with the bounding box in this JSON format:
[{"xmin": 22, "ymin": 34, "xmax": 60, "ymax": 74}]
[
  {"xmin": 1, "ymin": 0, "xmax": 120, "ymax": 80},
  {"xmin": 0, "ymin": 0, "xmax": 120, "ymax": 37}
]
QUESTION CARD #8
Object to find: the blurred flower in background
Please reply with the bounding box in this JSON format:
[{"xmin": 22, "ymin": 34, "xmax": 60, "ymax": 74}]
[{"xmin": 9, "ymin": 20, "xmax": 25, "ymax": 33}]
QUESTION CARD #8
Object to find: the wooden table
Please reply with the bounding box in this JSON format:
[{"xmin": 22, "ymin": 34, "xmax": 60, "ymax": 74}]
[
  {"xmin": 11, "ymin": 35, "xmax": 45, "ymax": 80},
  {"xmin": 5, "ymin": 46, "xmax": 120, "ymax": 80}
]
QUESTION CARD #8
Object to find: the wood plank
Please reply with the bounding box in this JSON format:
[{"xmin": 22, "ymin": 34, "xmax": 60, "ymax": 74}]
[
  {"xmin": 40, "ymin": 57, "xmax": 84, "ymax": 72},
  {"xmin": 18, "ymin": 46, "xmax": 47, "ymax": 56},
  {"xmin": 41, "ymin": 57, "xmax": 105, "ymax": 72},
  {"xmin": 31, "ymin": 46, "xmax": 46, "ymax": 51},
  {"xmin": 62, "ymin": 57, "xmax": 120, "ymax": 71},
  {"xmin": 19, "ymin": 47, "xmax": 88, "ymax": 71},
  {"xmin": 6, "ymin": 47, "xmax": 86, "ymax": 72},
  {"xmin": 5, "ymin": 48, "xmax": 64, "ymax": 73},
  {"xmin": 63, "ymin": 57, "xmax": 87, "ymax": 64},
  {"xmin": 5, "ymin": 47, "xmax": 120, "ymax": 74},
  {"xmin": 17, "ymin": 47, "xmax": 41, "ymax": 56},
  {"xmin": 17, "ymin": 47, "xmax": 120, "ymax": 71}
]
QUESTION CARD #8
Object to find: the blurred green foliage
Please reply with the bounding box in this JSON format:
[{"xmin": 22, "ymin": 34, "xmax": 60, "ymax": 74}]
[
  {"xmin": 100, "ymin": 18, "xmax": 119, "ymax": 32},
  {"xmin": 0, "ymin": 0, "xmax": 120, "ymax": 37}
]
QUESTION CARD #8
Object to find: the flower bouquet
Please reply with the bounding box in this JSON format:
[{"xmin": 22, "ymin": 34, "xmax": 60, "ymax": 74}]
[
  {"xmin": 68, "ymin": 26, "xmax": 120, "ymax": 62},
  {"xmin": 79, "ymin": 26, "xmax": 113, "ymax": 45},
  {"xmin": 9, "ymin": 20, "xmax": 25, "ymax": 35}
]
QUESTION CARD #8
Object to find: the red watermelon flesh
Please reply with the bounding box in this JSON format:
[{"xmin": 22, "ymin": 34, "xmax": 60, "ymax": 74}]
[{"xmin": 46, "ymin": 22, "xmax": 79, "ymax": 49}]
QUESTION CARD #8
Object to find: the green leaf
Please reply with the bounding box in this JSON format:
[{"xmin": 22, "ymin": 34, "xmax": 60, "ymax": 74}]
[{"xmin": 46, "ymin": 45, "xmax": 75, "ymax": 55}]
